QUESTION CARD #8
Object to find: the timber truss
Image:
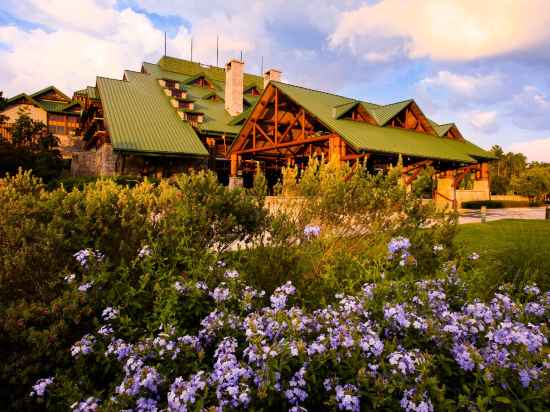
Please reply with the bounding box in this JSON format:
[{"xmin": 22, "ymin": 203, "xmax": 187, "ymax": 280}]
[{"xmin": 228, "ymin": 83, "xmax": 362, "ymax": 175}]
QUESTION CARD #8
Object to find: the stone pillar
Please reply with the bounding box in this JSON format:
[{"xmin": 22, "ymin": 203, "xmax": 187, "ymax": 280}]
[
  {"xmin": 263, "ymin": 68, "xmax": 282, "ymax": 88},
  {"xmin": 225, "ymin": 59, "xmax": 244, "ymax": 116},
  {"xmin": 97, "ymin": 143, "xmax": 117, "ymax": 176}
]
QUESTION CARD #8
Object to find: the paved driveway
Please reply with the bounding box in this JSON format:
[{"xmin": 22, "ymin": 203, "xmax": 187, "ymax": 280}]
[{"xmin": 459, "ymin": 207, "xmax": 548, "ymax": 224}]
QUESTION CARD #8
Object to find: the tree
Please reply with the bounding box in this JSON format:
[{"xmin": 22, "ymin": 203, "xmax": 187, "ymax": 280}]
[
  {"xmin": 488, "ymin": 146, "xmax": 527, "ymax": 194},
  {"xmin": 0, "ymin": 107, "xmax": 63, "ymax": 181},
  {"xmin": 511, "ymin": 166, "xmax": 550, "ymax": 204}
]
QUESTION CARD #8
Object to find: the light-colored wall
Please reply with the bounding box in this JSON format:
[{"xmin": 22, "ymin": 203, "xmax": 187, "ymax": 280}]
[
  {"xmin": 1, "ymin": 104, "xmax": 48, "ymax": 124},
  {"xmin": 435, "ymin": 176, "xmax": 490, "ymax": 208}
]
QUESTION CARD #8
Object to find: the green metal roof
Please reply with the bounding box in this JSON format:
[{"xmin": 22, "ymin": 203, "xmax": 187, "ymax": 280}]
[
  {"xmin": 158, "ymin": 56, "xmax": 264, "ymax": 90},
  {"xmin": 39, "ymin": 100, "xmax": 71, "ymax": 113},
  {"xmin": 30, "ymin": 85, "xmax": 71, "ymax": 101},
  {"xmin": 96, "ymin": 71, "xmax": 207, "ymax": 156},
  {"xmin": 142, "ymin": 61, "xmax": 244, "ymax": 136},
  {"xmin": 6, "ymin": 89, "xmax": 80, "ymax": 115},
  {"xmin": 269, "ymin": 81, "xmax": 495, "ymax": 163},
  {"xmin": 368, "ymin": 99, "xmax": 413, "ymax": 126}
]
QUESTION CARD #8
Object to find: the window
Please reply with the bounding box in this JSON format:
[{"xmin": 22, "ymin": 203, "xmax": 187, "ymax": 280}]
[
  {"xmin": 49, "ymin": 124, "xmax": 66, "ymax": 135},
  {"xmin": 49, "ymin": 114, "xmax": 65, "ymax": 122}
]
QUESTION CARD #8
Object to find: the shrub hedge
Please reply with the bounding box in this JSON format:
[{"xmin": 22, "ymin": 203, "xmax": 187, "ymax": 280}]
[{"xmin": 461, "ymin": 200, "xmax": 545, "ymax": 209}]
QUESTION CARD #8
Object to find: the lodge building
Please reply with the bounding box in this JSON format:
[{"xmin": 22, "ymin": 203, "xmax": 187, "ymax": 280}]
[
  {"xmin": 0, "ymin": 86, "xmax": 82, "ymax": 158},
  {"xmin": 2, "ymin": 55, "xmax": 495, "ymax": 207}
]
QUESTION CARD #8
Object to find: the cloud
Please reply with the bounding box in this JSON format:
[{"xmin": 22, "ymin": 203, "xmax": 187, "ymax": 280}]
[
  {"xmin": 509, "ymin": 138, "xmax": 550, "ymax": 162},
  {"xmin": 329, "ymin": 0, "xmax": 550, "ymax": 62},
  {"xmin": 419, "ymin": 71, "xmax": 503, "ymax": 99},
  {"xmin": 510, "ymin": 86, "xmax": 550, "ymax": 130},
  {"xmin": 0, "ymin": 2, "xmax": 165, "ymax": 96},
  {"xmin": 467, "ymin": 110, "xmax": 499, "ymax": 133}
]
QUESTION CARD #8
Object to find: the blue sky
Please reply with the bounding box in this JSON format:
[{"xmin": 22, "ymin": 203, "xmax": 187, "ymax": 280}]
[{"xmin": 1, "ymin": 0, "xmax": 550, "ymax": 161}]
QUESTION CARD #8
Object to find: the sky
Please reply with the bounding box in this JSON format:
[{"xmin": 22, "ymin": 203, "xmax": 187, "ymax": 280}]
[{"xmin": 1, "ymin": 0, "xmax": 550, "ymax": 161}]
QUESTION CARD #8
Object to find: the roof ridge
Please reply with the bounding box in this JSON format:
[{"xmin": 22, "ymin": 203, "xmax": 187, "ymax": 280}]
[
  {"xmin": 96, "ymin": 76, "xmax": 128, "ymax": 83},
  {"xmin": 271, "ymin": 80, "xmax": 382, "ymax": 108},
  {"xmin": 378, "ymin": 98, "xmax": 414, "ymax": 108}
]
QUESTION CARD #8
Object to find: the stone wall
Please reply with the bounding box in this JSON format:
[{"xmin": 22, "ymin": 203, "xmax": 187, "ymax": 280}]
[
  {"xmin": 71, "ymin": 144, "xmax": 117, "ymax": 176},
  {"xmin": 71, "ymin": 144, "xmax": 208, "ymax": 177}
]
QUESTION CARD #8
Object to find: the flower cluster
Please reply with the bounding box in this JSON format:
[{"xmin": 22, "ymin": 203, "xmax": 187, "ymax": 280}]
[
  {"xmin": 73, "ymin": 249, "xmax": 104, "ymax": 268},
  {"xmin": 36, "ymin": 246, "xmax": 549, "ymax": 411},
  {"xmin": 387, "ymin": 237, "xmax": 416, "ymax": 266},
  {"xmin": 30, "ymin": 377, "xmax": 54, "ymax": 397},
  {"xmin": 303, "ymin": 225, "xmax": 321, "ymax": 238}
]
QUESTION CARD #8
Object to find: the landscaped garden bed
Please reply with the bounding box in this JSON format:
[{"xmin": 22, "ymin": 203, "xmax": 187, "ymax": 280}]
[{"xmin": 1, "ymin": 163, "xmax": 548, "ymax": 411}]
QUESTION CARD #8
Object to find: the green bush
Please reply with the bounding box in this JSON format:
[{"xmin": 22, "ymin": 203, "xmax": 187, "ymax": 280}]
[{"xmin": 0, "ymin": 169, "xmax": 267, "ymax": 409}]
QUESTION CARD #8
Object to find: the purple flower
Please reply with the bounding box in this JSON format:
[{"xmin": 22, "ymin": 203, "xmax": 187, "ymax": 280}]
[
  {"xmin": 400, "ymin": 389, "xmax": 434, "ymax": 412},
  {"xmin": 30, "ymin": 377, "xmax": 54, "ymax": 397},
  {"xmin": 210, "ymin": 284, "xmax": 230, "ymax": 303},
  {"xmin": 270, "ymin": 281, "xmax": 296, "ymax": 310},
  {"xmin": 64, "ymin": 273, "xmax": 76, "ymax": 283},
  {"xmin": 469, "ymin": 252, "xmax": 480, "ymax": 260},
  {"xmin": 518, "ymin": 368, "xmax": 539, "ymax": 388},
  {"xmin": 138, "ymin": 245, "xmax": 152, "ymax": 258},
  {"xmin": 335, "ymin": 384, "xmax": 360, "ymax": 412},
  {"xmin": 73, "ymin": 249, "xmax": 104, "ymax": 268},
  {"xmin": 388, "ymin": 237, "xmax": 411, "ymax": 257},
  {"xmin": 304, "ymin": 225, "xmax": 321, "ymax": 238},
  {"xmin": 71, "ymin": 397, "xmax": 99, "ymax": 412},
  {"xmin": 106, "ymin": 339, "xmax": 133, "ymax": 360},
  {"xmin": 452, "ymin": 343, "xmax": 476, "ymax": 371},
  {"xmin": 174, "ymin": 281, "xmax": 187, "ymax": 293},
  {"xmin": 98, "ymin": 325, "xmax": 114, "ymax": 336},
  {"xmin": 388, "ymin": 350, "xmax": 423, "ymax": 375},
  {"xmin": 78, "ymin": 282, "xmax": 93, "ymax": 292},
  {"xmin": 524, "ymin": 284, "xmax": 540, "ymax": 295},
  {"xmin": 525, "ymin": 302, "xmax": 545, "ymax": 317},
  {"xmin": 168, "ymin": 372, "xmax": 207, "ymax": 411},
  {"xmin": 136, "ymin": 397, "xmax": 158, "ymax": 411},
  {"xmin": 285, "ymin": 366, "xmax": 308, "ymax": 406},
  {"xmin": 224, "ymin": 270, "xmax": 239, "ymax": 279},
  {"xmin": 71, "ymin": 334, "xmax": 95, "ymax": 357},
  {"xmin": 102, "ymin": 307, "xmax": 119, "ymax": 321}
]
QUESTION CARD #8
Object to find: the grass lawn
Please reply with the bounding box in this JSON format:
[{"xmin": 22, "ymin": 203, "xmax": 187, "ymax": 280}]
[
  {"xmin": 455, "ymin": 219, "xmax": 550, "ymax": 254},
  {"xmin": 455, "ymin": 219, "xmax": 550, "ymax": 294}
]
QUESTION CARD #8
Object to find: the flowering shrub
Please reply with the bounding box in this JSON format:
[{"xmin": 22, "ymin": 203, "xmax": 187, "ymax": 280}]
[{"xmin": 32, "ymin": 262, "xmax": 548, "ymax": 411}]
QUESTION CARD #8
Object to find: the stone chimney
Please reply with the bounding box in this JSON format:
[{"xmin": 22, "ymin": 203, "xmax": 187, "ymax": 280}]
[
  {"xmin": 263, "ymin": 68, "xmax": 282, "ymax": 88},
  {"xmin": 225, "ymin": 59, "xmax": 244, "ymax": 116}
]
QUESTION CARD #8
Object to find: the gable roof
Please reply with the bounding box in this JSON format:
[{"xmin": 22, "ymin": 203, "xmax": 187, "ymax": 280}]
[
  {"xmin": 30, "ymin": 85, "xmax": 71, "ymax": 101},
  {"xmin": 241, "ymin": 81, "xmax": 495, "ymax": 163},
  {"xmin": 5, "ymin": 88, "xmax": 80, "ymax": 115},
  {"xmin": 158, "ymin": 56, "xmax": 264, "ymax": 90},
  {"xmin": 96, "ymin": 71, "xmax": 207, "ymax": 156},
  {"xmin": 142, "ymin": 59, "xmax": 257, "ymax": 136}
]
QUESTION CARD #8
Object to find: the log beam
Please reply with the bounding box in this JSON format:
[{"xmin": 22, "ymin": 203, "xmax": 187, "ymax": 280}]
[{"xmin": 236, "ymin": 135, "xmax": 331, "ymax": 155}]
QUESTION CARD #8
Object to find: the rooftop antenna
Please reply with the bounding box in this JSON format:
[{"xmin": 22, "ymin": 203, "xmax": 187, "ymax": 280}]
[
  {"xmin": 240, "ymin": 50, "xmax": 243, "ymax": 62},
  {"xmin": 261, "ymin": 56, "xmax": 264, "ymax": 75},
  {"xmin": 190, "ymin": 38, "xmax": 193, "ymax": 62},
  {"xmin": 164, "ymin": 32, "xmax": 167, "ymax": 56},
  {"xmin": 216, "ymin": 35, "xmax": 219, "ymax": 66}
]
